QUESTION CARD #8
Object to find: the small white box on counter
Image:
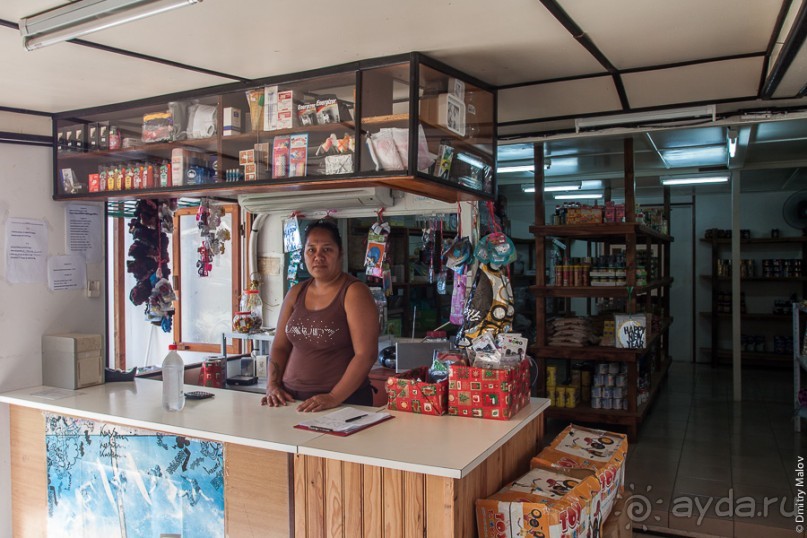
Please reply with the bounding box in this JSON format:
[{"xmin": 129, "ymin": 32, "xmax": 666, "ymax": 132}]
[{"xmin": 42, "ymin": 333, "xmax": 104, "ymax": 389}]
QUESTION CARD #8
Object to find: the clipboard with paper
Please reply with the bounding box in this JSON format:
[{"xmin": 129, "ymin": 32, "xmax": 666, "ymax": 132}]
[{"xmin": 294, "ymin": 407, "xmax": 394, "ymax": 436}]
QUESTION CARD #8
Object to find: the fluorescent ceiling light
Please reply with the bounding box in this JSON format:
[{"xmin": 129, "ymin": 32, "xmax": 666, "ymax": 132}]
[
  {"xmin": 521, "ymin": 184, "xmax": 535, "ymax": 193},
  {"xmin": 554, "ymin": 193, "xmax": 604, "ymax": 200},
  {"xmin": 545, "ymin": 182, "xmax": 582, "ymax": 192},
  {"xmin": 660, "ymin": 175, "xmax": 729, "ymax": 186},
  {"xmin": 575, "ymin": 105, "xmax": 716, "ymax": 132},
  {"xmin": 20, "ymin": 0, "xmax": 201, "ymax": 50},
  {"xmin": 660, "ymin": 145, "xmax": 726, "ymax": 166},
  {"xmin": 498, "ymin": 165, "xmax": 534, "ymax": 173}
]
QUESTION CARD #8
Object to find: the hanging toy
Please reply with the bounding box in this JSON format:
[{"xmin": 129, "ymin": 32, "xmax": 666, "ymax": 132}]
[
  {"xmin": 126, "ymin": 199, "xmax": 177, "ymax": 333},
  {"xmin": 197, "ymin": 241, "xmax": 212, "ymax": 276},
  {"xmin": 365, "ymin": 209, "xmax": 390, "ymax": 282},
  {"xmin": 195, "ymin": 199, "xmax": 230, "ymax": 276}
]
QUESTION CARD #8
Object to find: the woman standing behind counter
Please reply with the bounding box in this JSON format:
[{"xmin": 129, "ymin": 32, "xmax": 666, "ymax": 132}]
[{"xmin": 262, "ymin": 219, "xmax": 380, "ymax": 412}]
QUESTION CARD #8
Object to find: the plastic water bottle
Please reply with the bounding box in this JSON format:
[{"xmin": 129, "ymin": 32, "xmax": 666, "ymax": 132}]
[{"xmin": 162, "ymin": 344, "xmax": 185, "ymax": 411}]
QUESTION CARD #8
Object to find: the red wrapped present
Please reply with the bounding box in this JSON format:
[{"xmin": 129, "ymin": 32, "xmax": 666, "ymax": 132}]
[
  {"xmin": 448, "ymin": 358, "xmax": 530, "ymax": 420},
  {"xmin": 385, "ymin": 366, "xmax": 448, "ymax": 416}
]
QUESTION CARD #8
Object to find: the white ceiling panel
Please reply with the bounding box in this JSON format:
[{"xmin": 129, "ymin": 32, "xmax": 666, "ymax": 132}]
[
  {"xmin": 559, "ymin": 0, "xmax": 780, "ymax": 69},
  {"xmin": 499, "ymin": 76, "xmax": 621, "ymax": 123},
  {"xmin": 623, "ymin": 57, "xmax": 764, "ymax": 109},
  {"xmin": 0, "ymin": 29, "xmax": 232, "ymax": 113}
]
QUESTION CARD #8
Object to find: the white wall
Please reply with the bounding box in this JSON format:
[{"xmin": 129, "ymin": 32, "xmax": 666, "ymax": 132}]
[{"xmin": 0, "ymin": 141, "xmax": 106, "ymax": 538}]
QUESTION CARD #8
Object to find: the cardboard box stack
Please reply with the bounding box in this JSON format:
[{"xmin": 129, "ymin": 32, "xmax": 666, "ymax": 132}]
[{"xmin": 476, "ymin": 424, "xmax": 628, "ymax": 538}]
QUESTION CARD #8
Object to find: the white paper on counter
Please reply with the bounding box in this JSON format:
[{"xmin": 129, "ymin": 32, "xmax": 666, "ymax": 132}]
[
  {"xmin": 5, "ymin": 217, "xmax": 47, "ymax": 283},
  {"xmin": 66, "ymin": 204, "xmax": 103, "ymax": 263},
  {"xmin": 48, "ymin": 255, "xmax": 86, "ymax": 291}
]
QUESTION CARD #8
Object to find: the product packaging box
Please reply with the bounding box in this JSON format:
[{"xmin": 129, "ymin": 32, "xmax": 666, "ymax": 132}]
[
  {"xmin": 223, "ymin": 107, "xmax": 242, "ymax": 136},
  {"xmin": 73, "ymin": 126, "xmax": 86, "ymax": 152},
  {"xmin": 277, "ymin": 90, "xmax": 297, "ymax": 129},
  {"xmin": 272, "ymin": 135, "xmax": 290, "ymax": 178},
  {"xmin": 171, "ymin": 148, "xmax": 206, "ymax": 187},
  {"xmin": 614, "ymin": 313, "xmax": 649, "ymax": 349},
  {"xmin": 420, "ymin": 93, "xmax": 465, "ymax": 136},
  {"xmin": 87, "ymin": 123, "xmax": 99, "ymax": 151},
  {"xmin": 97, "ymin": 121, "xmax": 110, "ymax": 150},
  {"xmin": 476, "ymin": 464, "xmax": 604, "ymax": 538},
  {"xmin": 297, "ymin": 102, "xmax": 317, "ymax": 126},
  {"xmin": 315, "ymin": 95, "xmax": 352, "ymax": 124},
  {"xmin": 239, "ymin": 149, "xmax": 255, "ymax": 165},
  {"xmin": 531, "ymin": 424, "xmax": 628, "ymax": 521},
  {"xmin": 263, "ymin": 85, "xmax": 279, "ymax": 131},
  {"xmin": 88, "ymin": 173, "xmax": 100, "ymax": 192},
  {"xmin": 289, "ymin": 133, "xmax": 308, "ymax": 177},
  {"xmin": 254, "ymin": 142, "xmax": 270, "ymax": 177},
  {"xmin": 385, "ymin": 366, "xmax": 448, "ymax": 416},
  {"xmin": 447, "ymin": 358, "xmax": 530, "ymax": 420},
  {"xmin": 42, "ymin": 333, "xmax": 104, "ymax": 390},
  {"xmin": 566, "ymin": 207, "xmax": 603, "ymax": 224}
]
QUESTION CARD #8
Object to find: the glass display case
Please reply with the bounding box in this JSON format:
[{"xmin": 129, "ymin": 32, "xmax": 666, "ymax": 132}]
[{"xmin": 52, "ymin": 53, "xmax": 496, "ymax": 204}]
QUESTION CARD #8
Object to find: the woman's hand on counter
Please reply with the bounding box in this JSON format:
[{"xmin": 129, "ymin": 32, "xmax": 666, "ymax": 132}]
[
  {"xmin": 296, "ymin": 393, "xmax": 340, "ymax": 413},
  {"xmin": 261, "ymin": 385, "xmax": 294, "ymax": 407}
]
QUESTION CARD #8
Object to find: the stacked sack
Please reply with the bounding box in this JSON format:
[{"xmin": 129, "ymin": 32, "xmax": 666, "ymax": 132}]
[
  {"xmin": 548, "ymin": 317, "xmax": 598, "ymax": 347},
  {"xmin": 476, "ymin": 424, "xmax": 627, "ymax": 537}
]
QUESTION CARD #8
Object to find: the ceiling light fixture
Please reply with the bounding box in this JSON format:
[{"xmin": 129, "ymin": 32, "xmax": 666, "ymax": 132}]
[
  {"xmin": 520, "ymin": 181, "xmax": 582, "ymax": 193},
  {"xmin": 554, "ymin": 193, "xmax": 604, "ymax": 200},
  {"xmin": 497, "ymin": 164, "xmax": 534, "ymax": 174},
  {"xmin": 574, "ymin": 105, "xmax": 716, "ymax": 133},
  {"xmin": 20, "ymin": 0, "xmax": 202, "ymax": 51},
  {"xmin": 660, "ymin": 174, "xmax": 730, "ymax": 186}
]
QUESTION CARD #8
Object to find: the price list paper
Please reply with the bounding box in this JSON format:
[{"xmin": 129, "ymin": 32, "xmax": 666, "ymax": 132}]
[
  {"xmin": 65, "ymin": 204, "xmax": 103, "ymax": 263},
  {"xmin": 5, "ymin": 217, "xmax": 47, "ymax": 283}
]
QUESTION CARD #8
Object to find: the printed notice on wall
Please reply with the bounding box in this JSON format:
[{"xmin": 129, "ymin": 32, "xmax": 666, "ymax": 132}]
[
  {"xmin": 66, "ymin": 204, "xmax": 102, "ymax": 263},
  {"xmin": 5, "ymin": 218, "xmax": 47, "ymax": 284},
  {"xmin": 47, "ymin": 255, "xmax": 85, "ymax": 291}
]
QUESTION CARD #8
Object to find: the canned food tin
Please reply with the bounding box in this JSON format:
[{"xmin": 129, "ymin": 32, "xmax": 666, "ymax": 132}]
[
  {"xmin": 615, "ymin": 374, "xmax": 627, "ymax": 387},
  {"xmin": 608, "ymin": 363, "xmax": 620, "ymax": 374},
  {"xmin": 591, "ymin": 397, "xmax": 602, "ymax": 409},
  {"xmin": 602, "ymin": 398, "xmax": 613, "ymax": 410},
  {"xmin": 606, "ymin": 374, "xmax": 616, "ymax": 387},
  {"xmin": 547, "ymin": 386, "xmax": 556, "ymax": 406},
  {"xmin": 591, "ymin": 386, "xmax": 603, "ymax": 398},
  {"xmin": 597, "ymin": 363, "xmax": 609, "ymax": 375},
  {"xmin": 565, "ymin": 387, "xmax": 577, "ymax": 408},
  {"xmin": 555, "ymin": 387, "xmax": 566, "ymax": 408},
  {"xmin": 546, "ymin": 366, "xmax": 557, "ymax": 387}
]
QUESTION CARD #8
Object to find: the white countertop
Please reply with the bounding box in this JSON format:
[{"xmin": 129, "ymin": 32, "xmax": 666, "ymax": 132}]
[{"xmin": 0, "ymin": 380, "xmax": 549, "ymax": 478}]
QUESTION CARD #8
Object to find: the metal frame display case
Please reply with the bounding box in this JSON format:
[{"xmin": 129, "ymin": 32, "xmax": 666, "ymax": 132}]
[{"xmin": 52, "ymin": 53, "xmax": 496, "ymax": 204}]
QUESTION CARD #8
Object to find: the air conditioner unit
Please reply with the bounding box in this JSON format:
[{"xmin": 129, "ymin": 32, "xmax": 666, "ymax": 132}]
[{"xmin": 238, "ymin": 187, "xmax": 395, "ymax": 214}]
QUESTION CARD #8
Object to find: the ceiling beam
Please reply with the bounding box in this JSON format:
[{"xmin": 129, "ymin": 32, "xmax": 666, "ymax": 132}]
[
  {"xmin": 759, "ymin": 0, "xmax": 795, "ymax": 95},
  {"xmin": 538, "ymin": 0, "xmax": 630, "ymax": 110},
  {"xmin": 761, "ymin": 0, "xmax": 807, "ymax": 98}
]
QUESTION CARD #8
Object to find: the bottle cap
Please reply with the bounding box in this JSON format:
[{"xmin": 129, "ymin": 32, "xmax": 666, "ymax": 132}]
[{"xmin": 168, "ymin": 344, "xmax": 178, "ymax": 350}]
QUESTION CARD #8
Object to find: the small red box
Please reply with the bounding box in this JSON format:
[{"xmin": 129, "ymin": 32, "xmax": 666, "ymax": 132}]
[
  {"xmin": 448, "ymin": 358, "xmax": 531, "ymax": 420},
  {"xmin": 386, "ymin": 366, "xmax": 448, "ymax": 416},
  {"xmin": 88, "ymin": 173, "xmax": 100, "ymax": 192}
]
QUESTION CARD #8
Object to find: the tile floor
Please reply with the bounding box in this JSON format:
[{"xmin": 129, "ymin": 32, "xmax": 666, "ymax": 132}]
[{"xmin": 544, "ymin": 361, "xmax": 807, "ymax": 538}]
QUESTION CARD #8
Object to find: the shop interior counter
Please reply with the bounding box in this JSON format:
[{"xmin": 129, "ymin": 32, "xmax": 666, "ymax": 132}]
[{"xmin": 1, "ymin": 381, "xmax": 548, "ymax": 537}]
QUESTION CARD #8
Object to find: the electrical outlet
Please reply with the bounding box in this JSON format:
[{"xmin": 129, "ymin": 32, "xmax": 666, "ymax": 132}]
[{"xmin": 87, "ymin": 280, "xmax": 101, "ymax": 298}]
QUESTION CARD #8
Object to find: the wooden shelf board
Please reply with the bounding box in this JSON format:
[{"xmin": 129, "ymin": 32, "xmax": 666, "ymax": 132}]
[
  {"xmin": 58, "ymin": 137, "xmax": 217, "ymax": 159},
  {"xmin": 55, "ymin": 173, "xmax": 493, "ymax": 204},
  {"xmin": 703, "ymin": 275, "xmax": 807, "ymax": 282},
  {"xmin": 701, "ymin": 347, "xmax": 791, "ymax": 362},
  {"xmin": 530, "ymin": 223, "xmax": 673, "ymax": 243},
  {"xmin": 530, "ymin": 277, "xmax": 673, "ymax": 298},
  {"xmin": 533, "ymin": 318, "xmax": 672, "ymax": 362},
  {"xmin": 699, "ymin": 312, "xmax": 790, "ymax": 321},
  {"xmin": 362, "ymin": 114, "xmax": 408, "ymax": 125},
  {"xmin": 700, "ymin": 236, "xmax": 807, "ymax": 245}
]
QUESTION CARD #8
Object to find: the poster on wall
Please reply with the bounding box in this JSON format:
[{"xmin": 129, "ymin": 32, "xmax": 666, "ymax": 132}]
[
  {"xmin": 45, "ymin": 413, "xmax": 225, "ymax": 538},
  {"xmin": 5, "ymin": 217, "xmax": 47, "ymax": 283},
  {"xmin": 47, "ymin": 255, "xmax": 85, "ymax": 291},
  {"xmin": 65, "ymin": 203, "xmax": 103, "ymax": 263}
]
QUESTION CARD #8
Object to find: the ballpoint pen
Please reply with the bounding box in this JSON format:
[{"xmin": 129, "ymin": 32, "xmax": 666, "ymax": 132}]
[{"xmin": 345, "ymin": 414, "xmax": 367, "ymax": 423}]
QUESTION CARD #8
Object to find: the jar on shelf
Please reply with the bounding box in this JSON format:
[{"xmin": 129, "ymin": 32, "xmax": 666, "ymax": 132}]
[{"xmin": 233, "ymin": 289, "xmax": 263, "ymax": 333}]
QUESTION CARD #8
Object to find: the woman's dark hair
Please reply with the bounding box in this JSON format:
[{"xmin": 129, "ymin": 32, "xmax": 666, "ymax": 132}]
[{"xmin": 304, "ymin": 219, "xmax": 343, "ymax": 252}]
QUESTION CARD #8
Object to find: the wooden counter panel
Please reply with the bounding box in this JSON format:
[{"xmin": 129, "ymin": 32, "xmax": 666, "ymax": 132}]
[
  {"xmin": 225, "ymin": 443, "xmax": 292, "ymax": 537},
  {"xmin": 294, "ymin": 413, "xmax": 544, "ymax": 537},
  {"xmin": 10, "ymin": 405, "xmax": 46, "ymax": 538}
]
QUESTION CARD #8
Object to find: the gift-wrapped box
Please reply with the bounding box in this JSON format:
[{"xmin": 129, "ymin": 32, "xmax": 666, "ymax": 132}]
[
  {"xmin": 531, "ymin": 424, "xmax": 628, "ymax": 521},
  {"xmin": 385, "ymin": 366, "xmax": 448, "ymax": 416},
  {"xmin": 448, "ymin": 358, "xmax": 530, "ymax": 420},
  {"xmin": 476, "ymin": 464, "xmax": 603, "ymax": 538}
]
